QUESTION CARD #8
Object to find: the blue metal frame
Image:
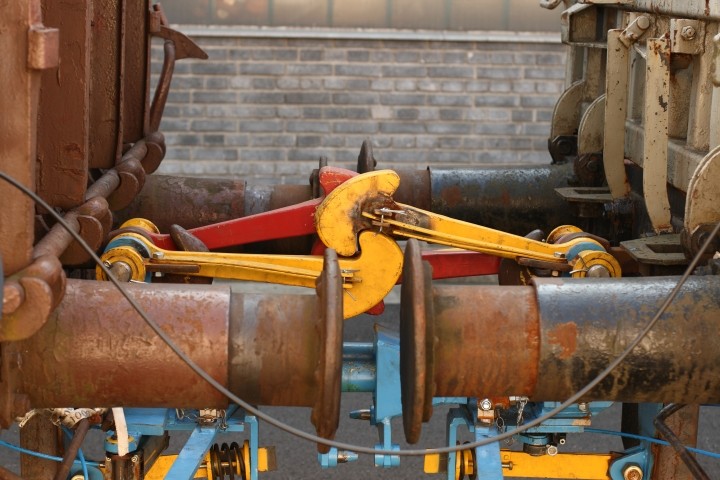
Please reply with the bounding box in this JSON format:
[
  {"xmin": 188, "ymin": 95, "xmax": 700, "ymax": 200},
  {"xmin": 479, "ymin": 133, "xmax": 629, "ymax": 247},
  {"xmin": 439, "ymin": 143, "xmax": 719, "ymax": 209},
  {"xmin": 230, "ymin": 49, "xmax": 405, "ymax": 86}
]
[{"xmin": 116, "ymin": 406, "xmax": 261, "ymax": 480}]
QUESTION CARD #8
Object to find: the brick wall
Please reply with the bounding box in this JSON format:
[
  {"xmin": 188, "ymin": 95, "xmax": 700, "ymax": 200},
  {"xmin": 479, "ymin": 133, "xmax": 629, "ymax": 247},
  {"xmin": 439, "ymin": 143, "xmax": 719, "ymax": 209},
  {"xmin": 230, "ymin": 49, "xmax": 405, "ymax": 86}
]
[{"xmin": 155, "ymin": 29, "xmax": 566, "ymax": 184}]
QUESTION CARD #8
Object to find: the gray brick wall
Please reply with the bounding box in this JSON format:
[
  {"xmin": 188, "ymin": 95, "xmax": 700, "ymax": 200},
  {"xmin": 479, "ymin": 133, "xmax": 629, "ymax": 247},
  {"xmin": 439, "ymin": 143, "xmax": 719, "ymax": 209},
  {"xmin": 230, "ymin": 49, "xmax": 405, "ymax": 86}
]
[{"xmin": 154, "ymin": 31, "xmax": 566, "ymax": 184}]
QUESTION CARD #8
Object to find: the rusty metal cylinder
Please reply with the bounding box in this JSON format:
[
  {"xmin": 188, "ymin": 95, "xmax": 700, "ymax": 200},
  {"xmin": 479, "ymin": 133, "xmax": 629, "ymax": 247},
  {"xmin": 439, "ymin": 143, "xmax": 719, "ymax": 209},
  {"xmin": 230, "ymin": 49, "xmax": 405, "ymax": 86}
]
[
  {"xmin": 115, "ymin": 175, "xmax": 312, "ymax": 233},
  {"xmin": 532, "ymin": 276, "xmax": 720, "ymax": 403},
  {"xmin": 425, "ymin": 163, "xmax": 576, "ymax": 235},
  {"xmin": 16, "ymin": 279, "xmax": 333, "ymax": 410},
  {"xmin": 430, "ymin": 285, "xmax": 540, "ymax": 398},
  {"xmin": 413, "ymin": 275, "xmax": 720, "ymax": 403},
  {"xmin": 228, "ymin": 292, "xmax": 327, "ymax": 407}
]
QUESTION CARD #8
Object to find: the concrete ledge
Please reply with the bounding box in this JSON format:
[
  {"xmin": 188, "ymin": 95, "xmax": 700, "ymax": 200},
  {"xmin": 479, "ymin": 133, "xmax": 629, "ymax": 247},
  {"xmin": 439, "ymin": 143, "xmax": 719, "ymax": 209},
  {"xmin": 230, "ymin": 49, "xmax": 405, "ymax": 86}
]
[{"xmin": 175, "ymin": 25, "xmax": 561, "ymax": 44}]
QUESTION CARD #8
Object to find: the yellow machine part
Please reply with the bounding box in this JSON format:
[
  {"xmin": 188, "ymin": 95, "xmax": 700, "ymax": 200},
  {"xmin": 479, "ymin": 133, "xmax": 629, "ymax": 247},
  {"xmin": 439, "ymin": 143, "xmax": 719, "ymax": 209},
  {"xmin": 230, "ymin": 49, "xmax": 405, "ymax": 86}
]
[{"xmin": 424, "ymin": 450, "xmax": 612, "ymax": 480}]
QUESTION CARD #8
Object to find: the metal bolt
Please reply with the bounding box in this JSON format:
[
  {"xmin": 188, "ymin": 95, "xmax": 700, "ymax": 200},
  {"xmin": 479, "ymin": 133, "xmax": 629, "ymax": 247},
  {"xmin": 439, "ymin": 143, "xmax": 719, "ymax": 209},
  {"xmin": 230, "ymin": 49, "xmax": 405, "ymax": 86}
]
[
  {"xmin": 546, "ymin": 444, "xmax": 558, "ymax": 456},
  {"xmin": 480, "ymin": 399, "xmax": 493, "ymax": 411},
  {"xmin": 558, "ymin": 438, "xmax": 566, "ymax": 445},
  {"xmin": 681, "ymin": 25, "xmax": 697, "ymax": 40},
  {"xmin": 636, "ymin": 16, "xmax": 651, "ymax": 30},
  {"xmin": 337, "ymin": 451, "xmax": 359, "ymax": 464},
  {"xmin": 587, "ymin": 265, "xmax": 610, "ymax": 277},
  {"xmin": 623, "ymin": 465, "xmax": 643, "ymax": 480},
  {"xmin": 553, "ymin": 252, "xmax": 565, "ymax": 258},
  {"xmin": 152, "ymin": 251, "xmax": 164, "ymax": 259},
  {"xmin": 349, "ymin": 409, "xmax": 371, "ymax": 421},
  {"xmin": 131, "ymin": 455, "xmax": 139, "ymax": 464},
  {"xmin": 578, "ymin": 402, "xmax": 589, "ymax": 413}
]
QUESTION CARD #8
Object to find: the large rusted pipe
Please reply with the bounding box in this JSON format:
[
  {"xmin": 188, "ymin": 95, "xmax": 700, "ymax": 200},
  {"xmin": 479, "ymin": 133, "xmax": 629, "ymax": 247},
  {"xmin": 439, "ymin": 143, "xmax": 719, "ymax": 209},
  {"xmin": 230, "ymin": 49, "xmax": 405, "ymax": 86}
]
[
  {"xmin": 16, "ymin": 270, "xmax": 342, "ymax": 441},
  {"xmin": 400, "ymin": 240, "xmax": 720, "ymax": 440},
  {"xmin": 118, "ymin": 164, "xmax": 575, "ymax": 251},
  {"xmin": 115, "ymin": 175, "xmax": 313, "ymax": 232},
  {"xmin": 422, "ymin": 163, "xmax": 577, "ymax": 235}
]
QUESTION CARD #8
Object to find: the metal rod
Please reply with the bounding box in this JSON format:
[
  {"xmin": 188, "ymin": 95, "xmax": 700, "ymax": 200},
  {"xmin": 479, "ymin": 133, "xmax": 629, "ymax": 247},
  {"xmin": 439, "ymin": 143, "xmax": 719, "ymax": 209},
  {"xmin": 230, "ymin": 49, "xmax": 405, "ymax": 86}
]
[{"xmin": 52, "ymin": 418, "xmax": 90, "ymax": 480}]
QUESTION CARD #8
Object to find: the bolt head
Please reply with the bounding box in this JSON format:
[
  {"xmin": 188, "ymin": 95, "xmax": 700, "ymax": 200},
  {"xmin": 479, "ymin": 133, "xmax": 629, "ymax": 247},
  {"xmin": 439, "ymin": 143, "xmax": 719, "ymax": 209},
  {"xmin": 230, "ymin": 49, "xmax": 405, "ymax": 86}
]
[
  {"xmin": 131, "ymin": 455, "xmax": 139, "ymax": 463},
  {"xmin": 587, "ymin": 265, "xmax": 610, "ymax": 277},
  {"xmin": 578, "ymin": 402, "xmax": 589, "ymax": 413},
  {"xmin": 546, "ymin": 445, "xmax": 558, "ymax": 456},
  {"xmin": 480, "ymin": 399, "xmax": 493, "ymax": 411},
  {"xmin": 623, "ymin": 465, "xmax": 643, "ymax": 480},
  {"xmin": 681, "ymin": 25, "xmax": 697, "ymax": 40}
]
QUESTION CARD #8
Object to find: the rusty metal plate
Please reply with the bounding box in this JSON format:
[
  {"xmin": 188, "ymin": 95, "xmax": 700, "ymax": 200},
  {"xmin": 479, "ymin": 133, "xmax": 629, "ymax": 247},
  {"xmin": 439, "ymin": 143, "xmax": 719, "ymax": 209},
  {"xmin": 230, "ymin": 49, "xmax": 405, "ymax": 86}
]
[
  {"xmin": 555, "ymin": 187, "xmax": 613, "ymax": 203},
  {"xmin": 621, "ymin": 234, "xmax": 688, "ymax": 266},
  {"xmin": 89, "ymin": 0, "xmax": 124, "ymax": 168},
  {"xmin": 122, "ymin": 0, "xmax": 151, "ymax": 143},
  {"xmin": 399, "ymin": 239, "xmax": 434, "ymax": 444},
  {"xmin": 0, "ymin": 0, "xmax": 48, "ymax": 276},
  {"xmin": 311, "ymin": 248, "xmax": 343, "ymax": 453},
  {"xmin": 36, "ymin": 0, "xmax": 90, "ymax": 209}
]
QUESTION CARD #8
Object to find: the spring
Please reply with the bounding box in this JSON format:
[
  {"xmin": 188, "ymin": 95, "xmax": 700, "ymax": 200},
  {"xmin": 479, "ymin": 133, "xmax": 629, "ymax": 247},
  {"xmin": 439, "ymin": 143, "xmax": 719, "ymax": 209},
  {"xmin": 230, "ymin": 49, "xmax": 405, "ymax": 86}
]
[{"xmin": 208, "ymin": 441, "xmax": 248, "ymax": 480}]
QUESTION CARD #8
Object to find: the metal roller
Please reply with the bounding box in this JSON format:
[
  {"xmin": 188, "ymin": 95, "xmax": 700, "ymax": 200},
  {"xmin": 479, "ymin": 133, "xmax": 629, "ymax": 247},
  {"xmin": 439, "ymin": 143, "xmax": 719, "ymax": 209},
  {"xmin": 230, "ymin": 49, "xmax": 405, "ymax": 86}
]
[
  {"xmin": 15, "ymin": 249, "xmax": 344, "ymax": 444},
  {"xmin": 400, "ymin": 239, "xmax": 720, "ymax": 442}
]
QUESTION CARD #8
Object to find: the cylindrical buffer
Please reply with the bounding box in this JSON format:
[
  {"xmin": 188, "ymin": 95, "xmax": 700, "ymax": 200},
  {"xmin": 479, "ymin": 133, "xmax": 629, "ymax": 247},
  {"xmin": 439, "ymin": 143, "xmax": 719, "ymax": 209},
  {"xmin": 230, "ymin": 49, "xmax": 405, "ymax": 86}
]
[
  {"xmin": 532, "ymin": 276, "xmax": 720, "ymax": 403},
  {"xmin": 400, "ymin": 240, "xmax": 720, "ymax": 441},
  {"xmin": 17, "ymin": 252, "xmax": 343, "ymax": 443}
]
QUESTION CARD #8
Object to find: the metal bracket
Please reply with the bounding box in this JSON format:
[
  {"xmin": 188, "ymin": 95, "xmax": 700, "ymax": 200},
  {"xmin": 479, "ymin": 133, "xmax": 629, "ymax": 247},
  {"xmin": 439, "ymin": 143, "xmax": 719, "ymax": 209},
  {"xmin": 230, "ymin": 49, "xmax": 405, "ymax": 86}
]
[{"xmin": 671, "ymin": 19, "xmax": 705, "ymax": 55}]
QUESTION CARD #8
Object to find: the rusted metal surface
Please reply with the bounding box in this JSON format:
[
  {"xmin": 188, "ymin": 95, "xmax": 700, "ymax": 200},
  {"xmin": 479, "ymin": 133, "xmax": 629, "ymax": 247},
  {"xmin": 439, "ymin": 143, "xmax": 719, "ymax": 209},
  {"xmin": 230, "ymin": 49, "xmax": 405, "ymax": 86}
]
[
  {"xmin": 89, "ymin": 0, "xmax": 123, "ymax": 169},
  {"xmin": 399, "ymin": 239, "xmax": 435, "ymax": 444},
  {"xmin": 0, "ymin": 0, "xmax": 55, "ymax": 277},
  {"xmin": 117, "ymin": 176, "xmax": 316, "ymax": 253},
  {"xmin": 228, "ymin": 293, "xmax": 323, "ymax": 405},
  {"xmin": 149, "ymin": 40, "xmax": 176, "ymax": 133},
  {"xmin": 652, "ymin": 404, "xmax": 701, "ymax": 480},
  {"xmin": 122, "ymin": 0, "xmax": 151, "ymax": 142},
  {"xmin": 19, "ymin": 414, "xmax": 61, "ymax": 478},
  {"xmin": 116, "ymin": 175, "xmax": 249, "ymax": 231},
  {"xmin": 533, "ymin": 276, "xmax": 720, "ymax": 402},
  {"xmin": 53, "ymin": 418, "xmax": 90, "ymax": 480},
  {"xmin": 644, "ymin": 37, "xmax": 673, "ymax": 233},
  {"xmin": 399, "ymin": 247, "xmax": 540, "ymax": 442},
  {"xmin": 0, "ymin": 255, "xmax": 65, "ymax": 341},
  {"xmin": 36, "ymin": 0, "xmax": 90, "ymax": 209},
  {"xmin": 395, "ymin": 168, "xmax": 431, "ymax": 211},
  {"xmin": 311, "ymin": 249, "xmax": 343, "ymax": 452},
  {"xmin": 428, "ymin": 164, "xmax": 578, "ymax": 235},
  {"xmin": 18, "ymin": 280, "xmax": 231, "ymax": 408}
]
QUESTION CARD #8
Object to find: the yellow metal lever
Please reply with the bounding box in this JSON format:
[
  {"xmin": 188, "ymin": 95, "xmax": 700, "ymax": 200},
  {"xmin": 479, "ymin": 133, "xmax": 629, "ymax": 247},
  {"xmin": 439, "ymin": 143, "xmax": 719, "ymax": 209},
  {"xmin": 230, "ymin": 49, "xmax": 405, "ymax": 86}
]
[
  {"xmin": 98, "ymin": 220, "xmax": 403, "ymax": 319},
  {"xmin": 315, "ymin": 170, "xmax": 621, "ymax": 277}
]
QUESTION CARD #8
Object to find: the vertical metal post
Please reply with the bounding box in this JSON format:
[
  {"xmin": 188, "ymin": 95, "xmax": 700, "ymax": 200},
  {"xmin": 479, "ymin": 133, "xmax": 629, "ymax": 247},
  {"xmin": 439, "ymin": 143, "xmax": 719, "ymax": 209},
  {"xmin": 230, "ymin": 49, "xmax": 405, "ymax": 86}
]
[
  {"xmin": 603, "ymin": 29, "xmax": 631, "ymax": 198},
  {"xmin": 644, "ymin": 37, "xmax": 672, "ymax": 233}
]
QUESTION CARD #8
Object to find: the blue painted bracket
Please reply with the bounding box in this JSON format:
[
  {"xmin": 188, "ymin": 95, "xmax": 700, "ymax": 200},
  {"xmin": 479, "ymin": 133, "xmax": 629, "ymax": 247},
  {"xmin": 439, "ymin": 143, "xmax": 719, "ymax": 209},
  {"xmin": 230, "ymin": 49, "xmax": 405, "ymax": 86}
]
[
  {"xmin": 445, "ymin": 404, "xmax": 503, "ymax": 480},
  {"xmin": 608, "ymin": 403, "xmax": 661, "ymax": 480},
  {"xmin": 120, "ymin": 407, "xmax": 260, "ymax": 480}
]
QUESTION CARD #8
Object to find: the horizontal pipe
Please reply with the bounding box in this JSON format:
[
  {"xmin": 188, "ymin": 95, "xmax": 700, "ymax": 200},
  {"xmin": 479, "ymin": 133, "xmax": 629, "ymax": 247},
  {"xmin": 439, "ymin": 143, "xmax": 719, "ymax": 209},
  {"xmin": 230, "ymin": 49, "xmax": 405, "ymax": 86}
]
[
  {"xmin": 342, "ymin": 360, "xmax": 376, "ymax": 393},
  {"xmin": 421, "ymin": 276, "xmax": 720, "ymax": 403},
  {"xmin": 17, "ymin": 279, "xmax": 332, "ymax": 409}
]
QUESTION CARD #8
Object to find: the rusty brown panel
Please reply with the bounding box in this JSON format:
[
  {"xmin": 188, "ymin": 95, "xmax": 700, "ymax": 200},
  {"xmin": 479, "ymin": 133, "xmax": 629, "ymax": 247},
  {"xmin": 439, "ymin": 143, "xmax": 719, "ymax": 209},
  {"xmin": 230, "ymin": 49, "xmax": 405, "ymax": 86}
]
[
  {"xmin": 36, "ymin": 0, "xmax": 91, "ymax": 209},
  {"xmin": 122, "ymin": 0, "xmax": 150, "ymax": 143},
  {"xmin": 18, "ymin": 280, "xmax": 230, "ymax": 408},
  {"xmin": 652, "ymin": 404, "xmax": 700, "ymax": 480},
  {"xmin": 89, "ymin": 0, "xmax": 123, "ymax": 168},
  {"xmin": 0, "ymin": 0, "xmax": 45, "ymax": 275},
  {"xmin": 19, "ymin": 415, "xmax": 61, "ymax": 479}
]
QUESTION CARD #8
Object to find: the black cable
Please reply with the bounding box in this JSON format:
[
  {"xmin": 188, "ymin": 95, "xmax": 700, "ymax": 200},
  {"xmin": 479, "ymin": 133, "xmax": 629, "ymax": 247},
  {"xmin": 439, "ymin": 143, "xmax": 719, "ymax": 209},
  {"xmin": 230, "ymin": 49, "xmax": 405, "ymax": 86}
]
[{"xmin": 2, "ymin": 169, "xmax": 719, "ymax": 456}]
